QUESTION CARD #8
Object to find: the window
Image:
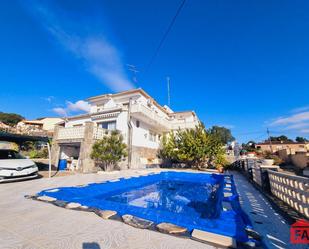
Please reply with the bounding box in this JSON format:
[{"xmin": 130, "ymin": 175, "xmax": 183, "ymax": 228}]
[
  {"xmin": 99, "ymin": 121, "xmax": 116, "ymax": 130},
  {"xmin": 0, "ymin": 150, "xmax": 25, "ymax": 159},
  {"xmin": 149, "ymin": 132, "xmax": 156, "ymax": 142},
  {"xmin": 136, "ymin": 120, "xmax": 140, "ymax": 128}
]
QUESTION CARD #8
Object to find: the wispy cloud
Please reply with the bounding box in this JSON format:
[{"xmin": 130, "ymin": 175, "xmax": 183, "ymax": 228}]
[
  {"xmin": 42, "ymin": 96, "xmax": 55, "ymax": 103},
  {"xmin": 269, "ymin": 107, "xmax": 309, "ymax": 135},
  {"xmin": 52, "ymin": 107, "xmax": 67, "ymax": 116},
  {"xmin": 291, "ymin": 105, "xmax": 309, "ymax": 113},
  {"xmin": 24, "ymin": 1, "xmax": 134, "ymax": 92},
  {"xmin": 52, "ymin": 100, "xmax": 90, "ymax": 117},
  {"xmin": 270, "ymin": 112, "xmax": 309, "ymax": 126}
]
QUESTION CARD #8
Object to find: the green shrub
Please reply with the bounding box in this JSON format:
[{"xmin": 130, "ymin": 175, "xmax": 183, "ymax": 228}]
[
  {"xmin": 158, "ymin": 124, "xmax": 226, "ymax": 169},
  {"xmin": 91, "ymin": 131, "xmax": 127, "ymax": 171}
]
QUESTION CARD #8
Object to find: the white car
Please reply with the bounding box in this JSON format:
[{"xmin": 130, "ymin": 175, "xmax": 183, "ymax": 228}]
[{"xmin": 0, "ymin": 149, "xmax": 38, "ymax": 183}]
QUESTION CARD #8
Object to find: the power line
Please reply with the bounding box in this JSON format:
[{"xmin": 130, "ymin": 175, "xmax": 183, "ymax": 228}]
[{"xmin": 146, "ymin": 0, "xmax": 187, "ymax": 71}]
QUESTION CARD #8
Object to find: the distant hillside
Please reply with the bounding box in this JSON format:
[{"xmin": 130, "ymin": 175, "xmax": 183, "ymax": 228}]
[{"xmin": 0, "ymin": 112, "xmax": 24, "ymax": 126}]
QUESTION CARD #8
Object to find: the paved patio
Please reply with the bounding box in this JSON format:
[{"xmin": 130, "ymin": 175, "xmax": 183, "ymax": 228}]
[{"xmin": 0, "ymin": 169, "xmax": 305, "ymax": 249}]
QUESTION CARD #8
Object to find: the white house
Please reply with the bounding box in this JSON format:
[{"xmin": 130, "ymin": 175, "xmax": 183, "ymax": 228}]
[{"xmin": 51, "ymin": 88, "xmax": 200, "ymax": 172}]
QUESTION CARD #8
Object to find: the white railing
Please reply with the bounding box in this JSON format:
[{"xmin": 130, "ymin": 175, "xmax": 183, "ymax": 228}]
[
  {"xmin": 170, "ymin": 121, "xmax": 198, "ymax": 130},
  {"xmin": 131, "ymin": 103, "xmax": 170, "ymax": 129},
  {"xmin": 57, "ymin": 126, "xmax": 85, "ymax": 140},
  {"xmin": 268, "ymin": 170, "xmax": 309, "ymax": 219},
  {"xmin": 93, "ymin": 127, "xmax": 112, "ymax": 139}
]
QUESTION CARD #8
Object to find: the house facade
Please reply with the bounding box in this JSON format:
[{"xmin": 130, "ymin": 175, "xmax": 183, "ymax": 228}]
[
  {"xmin": 256, "ymin": 141, "xmax": 309, "ymax": 153},
  {"xmin": 51, "ymin": 89, "xmax": 200, "ymax": 172}
]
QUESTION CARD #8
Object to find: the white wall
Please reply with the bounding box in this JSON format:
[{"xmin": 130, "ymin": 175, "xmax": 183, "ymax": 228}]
[
  {"xmin": 131, "ymin": 117, "xmax": 161, "ymax": 149},
  {"xmin": 65, "ymin": 117, "xmax": 91, "ymax": 127}
]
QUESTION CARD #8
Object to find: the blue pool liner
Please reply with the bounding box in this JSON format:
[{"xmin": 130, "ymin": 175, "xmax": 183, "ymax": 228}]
[{"xmin": 38, "ymin": 171, "xmax": 250, "ymax": 243}]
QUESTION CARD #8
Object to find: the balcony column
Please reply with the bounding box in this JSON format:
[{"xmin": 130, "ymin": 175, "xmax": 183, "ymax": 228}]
[{"xmin": 79, "ymin": 122, "xmax": 96, "ymax": 173}]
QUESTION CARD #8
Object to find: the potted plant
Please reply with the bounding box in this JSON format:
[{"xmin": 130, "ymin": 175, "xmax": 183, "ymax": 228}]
[{"xmin": 262, "ymin": 151, "xmax": 274, "ymax": 165}]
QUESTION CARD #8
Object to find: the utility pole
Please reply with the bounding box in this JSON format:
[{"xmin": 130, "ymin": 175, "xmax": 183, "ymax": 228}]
[
  {"xmin": 167, "ymin": 76, "xmax": 171, "ymax": 107},
  {"xmin": 127, "ymin": 64, "xmax": 139, "ymax": 84},
  {"xmin": 267, "ymin": 128, "xmax": 273, "ymax": 153}
]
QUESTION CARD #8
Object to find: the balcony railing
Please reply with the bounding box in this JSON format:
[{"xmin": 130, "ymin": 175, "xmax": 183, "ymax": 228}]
[
  {"xmin": 57, "ymin": 126, "xmax": 85, "ymax": 140},
  {"xmin": 170, "ymin": 121, "xmax": 198, "ymax": 130},
  {"xmin": 93, "ymin": 127, "xmax": 113, "ymax": 139},
  {"xmin": 131, "ymin": 103, "xmax": 170, "ymax": 129},
  {"xmin": 56, "ymin": 126, "xmax": 113, "ymax": 141}
]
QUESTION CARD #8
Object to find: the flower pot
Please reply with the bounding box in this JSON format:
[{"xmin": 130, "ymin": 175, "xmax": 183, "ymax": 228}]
[
  {"xmin": 217, "ymin": 166, "xmax": 224, "ymax": 173},
  {"xmin": 262, "ymin": 159, "xmax": 274, "ymax": 166}
]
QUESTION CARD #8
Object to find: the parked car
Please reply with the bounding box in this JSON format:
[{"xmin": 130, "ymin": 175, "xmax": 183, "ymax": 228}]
[{"xmin": 0, "ymin": 149, "xmax": 38, "ymax": 182}]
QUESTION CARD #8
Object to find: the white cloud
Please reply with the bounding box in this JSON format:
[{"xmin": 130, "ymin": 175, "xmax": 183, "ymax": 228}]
[
  {"xmin": 52, "ymin": 100, "xmax": 90, "ymax": 117},
  {"xmin": 291, "ymin": 105, "xmax": 309, "ymax": 113},
  {"xmin": 269, "ymin": 107, "xmax": 309, "ymax": 137},
  {"xmin": 52, "ymin": 107, "xmax": 67, "ymax": 116},
  {"xmin": 270, "ymin": 112, "xmax": 309, "ymax": 126},
  {"xmin": 25, "ymin": 2, "xmax": 135, "ymax": 92},
  {"xmin": 66, "ymin": 100, "xmax": 90, "ymax": 112},
  {"xmin": 43, "ymin": 96, "xmax": 55, "ymax": 103}
]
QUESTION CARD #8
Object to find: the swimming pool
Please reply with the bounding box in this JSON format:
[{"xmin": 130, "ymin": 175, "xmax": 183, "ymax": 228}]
[{"xmin": 37, "ymin": 171, "xmax": 251, "ymax": 244}]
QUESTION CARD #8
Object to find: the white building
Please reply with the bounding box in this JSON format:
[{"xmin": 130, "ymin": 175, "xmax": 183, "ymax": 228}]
[{"xmin": 51, "ymin": 89, "xmax": 200, "ymax": 172}]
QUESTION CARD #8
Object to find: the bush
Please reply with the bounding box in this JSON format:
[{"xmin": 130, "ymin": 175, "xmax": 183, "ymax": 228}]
[
  {"xmin": 91, "ymin": 131, "xmax": 127, "ymax": 171},
  {"xmin": 27, "ymin": 148, "xmax": 48, "ymax": 159},
  {"xmin": 158, "ymin": 124, "xmax": 227, "ymax": 170}
]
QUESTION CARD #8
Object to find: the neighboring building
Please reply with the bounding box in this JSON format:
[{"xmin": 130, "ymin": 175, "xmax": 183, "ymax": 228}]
[
  {"xmin": 51, "ymin": 88, "xmax": 200, "ymax": 172},
  {"xmin": 17, "ymin": 117, "xmax": 64, "ymax": 134},
  {"xmin": 256, "ymin": 141, "xmax": 309, "ymax": 153}
]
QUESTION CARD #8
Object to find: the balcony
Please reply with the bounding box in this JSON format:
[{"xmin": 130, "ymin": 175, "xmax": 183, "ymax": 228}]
[
  {"xmin": 56, "ymin": 125, "xmax": 112, "ymax": 142},
  {"xmin": 170, "ymin": 121, "xmax": 198, "ymax": 130},
  {"xmin": 57, "ymin": 127, "xmax": 85, "ymax": 140},
  {"xmin": 130, "ymin": 103, "xmax": 170, "ymax": 131}
]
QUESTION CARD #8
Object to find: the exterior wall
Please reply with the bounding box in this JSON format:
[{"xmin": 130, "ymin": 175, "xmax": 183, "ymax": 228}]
[
  {"xmin": 290, "ymin": 152, "xmax": 309, "ymax": 169},
  {"xmin": 41, "ymin": 118, "xmax": 64, "ymax": 131},
  {"xmin": 131, "ymin": 117, "xmax": 161, "ymax": 149},
  {"xmin": 277, "ymin": 149, "xmax": 308, "ymax": 169},
  {"xmin": 257, "ymin": 143, "xmax": 308, "ymax": 153},
  {"xmin": 65, "ymin": 117, "xmax": 91, "ymax": 127},
  {"xmin": 131, "ymin": 145, "xmax": 159, "ymax": 169}
]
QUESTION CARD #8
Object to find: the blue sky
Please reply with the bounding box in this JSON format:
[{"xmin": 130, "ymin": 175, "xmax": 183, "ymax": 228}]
[{"xmin": 0, "ymin": 0, "xmax": 309, "ymax": 143}]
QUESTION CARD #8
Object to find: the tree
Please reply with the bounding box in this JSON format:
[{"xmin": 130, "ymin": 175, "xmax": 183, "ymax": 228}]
[
  {"xmin": 158, "ymin": 124, "xmax": 227, "ymax": 169},
  {"xmin": 295, "ymin": 136, "xmax": 308, "ymax": 143},
  {"xmin": 91, "ymin": 131, "xmax": 127, "ymax": 171},
  {"xmin": 0, "ymin": 112, "xmax": 24, "ymax": 126},
  {"xmin": 242, "ymin": 141, "xmax": 257, "ymax": 152},
  {"xmin": 208, "ymin": 126, "xmax": 235, "ymax": 145},
  {"xmin": 269, "ymin": 135, "xmax": 293, "ymax": 142}
]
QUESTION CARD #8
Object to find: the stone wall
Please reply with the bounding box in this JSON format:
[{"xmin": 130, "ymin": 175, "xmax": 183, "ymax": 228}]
[
  {"xmin": 78, "ymin": 122, "xmax": 96, "ymax": 173},
  {"xmin": 290, "ymin": 152, "xmax": 308, "ymax": 169},
  {"xmin": 130, "ymin": 146, "xmax": 159, "ymax": 169},
  {"xmin": 278, "ymin": 149, "xmax": 308, "ymax": 169}
]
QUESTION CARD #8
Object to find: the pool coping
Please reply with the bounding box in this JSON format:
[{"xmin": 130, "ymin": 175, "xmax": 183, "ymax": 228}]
[{"xmin": 26, "ymin": 171, "xmax": 259, "ymax": 248}]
